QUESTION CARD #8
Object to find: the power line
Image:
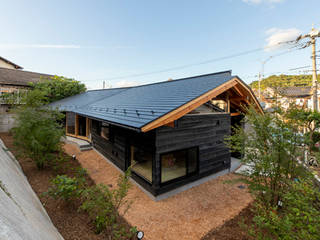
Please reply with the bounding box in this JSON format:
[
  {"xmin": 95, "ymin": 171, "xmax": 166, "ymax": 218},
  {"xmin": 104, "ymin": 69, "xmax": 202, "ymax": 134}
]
[{"xmin": 81, "ymin": 41, "xmax": 297, "ymax": 82}]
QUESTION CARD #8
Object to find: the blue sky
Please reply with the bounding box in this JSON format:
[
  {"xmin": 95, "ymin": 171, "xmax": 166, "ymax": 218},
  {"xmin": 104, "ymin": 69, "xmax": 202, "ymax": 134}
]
[{"xmin": 1, "ymin": 0, "xmax": 320, "ymax": 89}]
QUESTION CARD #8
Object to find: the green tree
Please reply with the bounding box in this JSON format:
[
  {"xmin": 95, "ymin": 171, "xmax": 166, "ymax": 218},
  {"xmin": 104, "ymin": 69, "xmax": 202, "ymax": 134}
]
[
  {"xmin": 250, "ymin": 74, "xmax": 318, "ymax": 90},
  {"xmin": 30, "ymin": 75, "xmax": 86, "ymax": 103},
  {"xmin": 227, "ymin": 106, "xmax": 320, "ymax": 239},
  {"xmin": 11, "ymin": 90, "xmax": 64, "ymax": 169},
  {"xmin": 227, "ymin": 106, "xmax": 307, "ymax": 207},
  {"xmin": 286, "ymin": 108, "xmax": 320, "ymax": 151}
]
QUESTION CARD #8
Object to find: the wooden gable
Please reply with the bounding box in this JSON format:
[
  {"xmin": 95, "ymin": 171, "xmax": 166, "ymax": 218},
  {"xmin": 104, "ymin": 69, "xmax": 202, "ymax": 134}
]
[{"xmin": 141, "ymin": 77, "xmax": 263, "ymax": 132}]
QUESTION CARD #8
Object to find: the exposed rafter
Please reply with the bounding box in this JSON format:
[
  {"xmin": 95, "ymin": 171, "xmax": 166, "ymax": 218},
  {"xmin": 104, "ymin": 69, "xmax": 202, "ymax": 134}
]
[{"xmin": 141, "ymin": 77, "xmax": 263, "ymax": 132}]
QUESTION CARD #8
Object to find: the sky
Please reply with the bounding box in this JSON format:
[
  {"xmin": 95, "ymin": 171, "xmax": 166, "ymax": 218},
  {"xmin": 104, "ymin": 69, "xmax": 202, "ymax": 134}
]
[{"xmin": 1, "ymin": 0, "xmax": 320, "ymax": 89}]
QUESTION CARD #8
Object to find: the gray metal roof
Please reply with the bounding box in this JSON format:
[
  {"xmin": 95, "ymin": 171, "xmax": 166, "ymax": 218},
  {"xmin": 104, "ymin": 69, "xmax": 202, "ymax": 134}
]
[{"xmin": 49, "ymin": 71, "xmax": 234, "ymax": 130}]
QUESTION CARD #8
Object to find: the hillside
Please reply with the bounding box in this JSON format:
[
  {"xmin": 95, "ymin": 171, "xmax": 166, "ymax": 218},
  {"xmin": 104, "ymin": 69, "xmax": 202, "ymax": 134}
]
[{"xmin": 249, "ymin": 74, "xmax": 317, "ymax": 90}]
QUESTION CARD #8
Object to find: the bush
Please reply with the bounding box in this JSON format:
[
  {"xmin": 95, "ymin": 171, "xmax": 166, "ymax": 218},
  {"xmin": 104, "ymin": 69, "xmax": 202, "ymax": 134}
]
[
  {"xmin": 228, "ymin": 105, "xmax": 320, "ymax": 239},
  {"xmin": 227, "ymin": 106, "xmax": 307, "ymax": 208},
  {"xmin": 30, "ymin": 75, "xmax": 86, "ymax": 103},
  {"xmin": 46, "ymin": 175, "xmax": 86, "ymax": 202},
  {"xmin": 80, "ymin": 170, "xmax": 136, "ymax": 239},
  {"xmin": 12, "ymin": 106, "xmax": 64, "ymax": 169},
  {"xmin": 11, "ymin": 90, "xmax": 64, "ymax": 169},
  {"xmin": 248, "ymin": 180, "xmax": 320, "ymax": 240}
]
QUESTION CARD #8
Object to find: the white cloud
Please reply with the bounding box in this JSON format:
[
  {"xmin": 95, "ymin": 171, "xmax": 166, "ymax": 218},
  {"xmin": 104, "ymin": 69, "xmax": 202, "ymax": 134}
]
[
  {"xmin": 242, "ymin": 0, "xmax": 284, "ymax": 4},
  {"xmin": 265, "ymin": 28, "xmax": 301, "ymax": 51},
  {"xmin": 0, "ymin": 44, "xmax": 82, "ymax": 49},
  {"xmin": 114, "ymin": 80, "xmax": 139, "ymax": 88}
]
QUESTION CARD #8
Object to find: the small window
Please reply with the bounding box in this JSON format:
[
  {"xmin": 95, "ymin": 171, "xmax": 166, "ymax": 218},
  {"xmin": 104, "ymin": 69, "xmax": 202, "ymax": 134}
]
[{"xmin": 101, "ymin": 122, "xmax": 110, "ymax": 140}]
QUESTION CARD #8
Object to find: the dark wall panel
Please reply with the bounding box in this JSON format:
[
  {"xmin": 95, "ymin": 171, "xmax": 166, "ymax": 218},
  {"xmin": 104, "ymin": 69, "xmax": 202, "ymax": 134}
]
[
  {"xmin": 91, "ymin": 119, "xmax": 155, "ymax": 172},
  {"xmin": 91, "ymin": 120, "xmax": 127, "ymax": 170},
  {"xmin": 156, "ymin": 113, "xmax": 231, "ymax": 176}
]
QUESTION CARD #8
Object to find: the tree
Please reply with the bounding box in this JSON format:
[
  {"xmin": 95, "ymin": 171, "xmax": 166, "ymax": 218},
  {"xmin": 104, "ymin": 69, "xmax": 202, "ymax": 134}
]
[
  {"xmin": 227, "ymin": 106, "xmax": 308, "ymax": 207},
  {"xmin": 30, "ymin": 75, "xmax": 86, "ymax": 103},
  {"xmin": 11, "ymin": 90, "xmax": 64, "ymax": 169},
  {"xmin": 227, "ymin": 106, "xmax": 320, "ymax": 239},
  {"xmin": 250, "ymin": 74, "xmax": 318, "ymax": 91},
  {"xmin": 286, "ymin": 108, "xmax": 320, "ymax": 152}
]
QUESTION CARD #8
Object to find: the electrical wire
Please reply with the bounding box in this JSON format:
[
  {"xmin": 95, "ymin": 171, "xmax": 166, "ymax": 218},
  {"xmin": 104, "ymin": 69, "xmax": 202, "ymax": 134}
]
[{"xmin": 81, "ymin": 41, "xmax": 298, "ymax": 82}]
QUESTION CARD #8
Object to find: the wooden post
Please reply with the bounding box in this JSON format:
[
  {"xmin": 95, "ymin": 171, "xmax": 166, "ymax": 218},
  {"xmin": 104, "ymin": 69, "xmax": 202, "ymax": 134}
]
[
  {"xmin": 86, "ymin": 118, "xmax": 90, "ymax": 138},
  {"xmin": 227, "ymin": 93, "xmax": 230, "ymax": 113},
  {"xmin": 75, "ymin": 114, "xmax": 79, "ymax": 136}
]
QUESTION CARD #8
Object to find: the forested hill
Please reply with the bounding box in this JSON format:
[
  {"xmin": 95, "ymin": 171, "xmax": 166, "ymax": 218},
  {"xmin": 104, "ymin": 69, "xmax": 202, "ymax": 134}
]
[{"xmin": 249, "ymin": 74, "xmax": 318, "ymax": 90}]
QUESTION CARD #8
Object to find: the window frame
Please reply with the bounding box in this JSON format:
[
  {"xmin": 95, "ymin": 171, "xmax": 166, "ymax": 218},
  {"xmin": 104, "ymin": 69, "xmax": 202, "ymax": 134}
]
[
  {"xmin": 99, "ymin": 121, "xmax": 114, "ymax": 143},
  {"xmin": 129, "ymin": 144, "xmax": 154, "ymax": 184},
  {"xmin": 159, "ymin": 146, "xmax": 199, "ymax": 185},
  {"xmin": 65, "ymin": 112, "xmax": 91, "ymax": 141}
]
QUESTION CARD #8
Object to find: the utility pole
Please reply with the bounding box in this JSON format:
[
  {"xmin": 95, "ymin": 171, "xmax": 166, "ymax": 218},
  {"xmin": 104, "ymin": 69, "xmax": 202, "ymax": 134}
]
[
  {"xmin": 296, "ymin": 25, "xmax": 320, "ymax": 111},
  {"xmin": 258, "ymin": 56, "xmax": 273, "ymax": 99},
  {"xmin": 311, "ymin": 37, "xmax": 318, "ymax": 111}
]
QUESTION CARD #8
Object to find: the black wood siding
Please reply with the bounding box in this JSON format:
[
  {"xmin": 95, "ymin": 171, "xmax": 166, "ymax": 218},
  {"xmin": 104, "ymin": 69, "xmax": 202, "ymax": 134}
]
[
  {"xmin": 90, "ymin": 113, "xmax": 231, "ymax": 196},
  {"xmin": 91, "ymin": 120, "xmax": 127, "ymax": 170},
  {"xmin": 91, "ymin": 119, "xmax": 155, "ymax": 172},
  {"xmin": 155, "ymin": 113, "xmax": 231, "ymax": 177}
]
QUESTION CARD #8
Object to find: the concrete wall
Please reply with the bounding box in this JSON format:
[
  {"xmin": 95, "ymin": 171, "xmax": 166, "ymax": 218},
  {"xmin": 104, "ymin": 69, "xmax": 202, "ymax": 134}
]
[
  {"xmin": 0, "ymin": 113, "xmax": 16, "ymax": 132},
  {"xmin": 0, "ymin": 139, "xmax": 64, "ymax": 240}
]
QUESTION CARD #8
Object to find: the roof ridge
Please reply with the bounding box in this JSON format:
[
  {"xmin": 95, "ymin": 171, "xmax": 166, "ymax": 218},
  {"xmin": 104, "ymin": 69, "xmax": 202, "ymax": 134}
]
[
  {"xmin": 132, "ymin": 70, "xmax": 232, "ymax": 89},
  {"xmin": 84, "ymin": 70, "xmax": 232, "ymax": 93},
  {"xmin": 86, "ymin": 86, "xmax": 132, "ymax": 92}
]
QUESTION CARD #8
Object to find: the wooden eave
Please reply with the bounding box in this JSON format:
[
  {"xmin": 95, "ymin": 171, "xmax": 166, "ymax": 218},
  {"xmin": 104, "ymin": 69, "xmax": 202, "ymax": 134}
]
[{"xmin": 141, "ymin": 77, "xmax": 263, "ymax": 132}]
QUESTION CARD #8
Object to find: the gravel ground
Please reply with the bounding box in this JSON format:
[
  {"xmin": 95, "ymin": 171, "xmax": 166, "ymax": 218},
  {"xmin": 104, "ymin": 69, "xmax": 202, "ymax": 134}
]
[{"xmin": 64, "ymin": 143, "xmax": 253, "ymax": 240}]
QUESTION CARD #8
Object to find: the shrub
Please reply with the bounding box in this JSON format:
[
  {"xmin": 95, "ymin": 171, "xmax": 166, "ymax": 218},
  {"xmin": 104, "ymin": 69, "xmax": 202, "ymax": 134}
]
[
  {"xmin": 228, "ymin": 105, "xmax": 320, "ymax": 239},
  {"xmin": 248, "ymin": 179, "xmax": 320, "ymax": 240},
  {"xmin": 45, "ymin": 175, "xmax": 85, "ymax": 202},
  {"xmin": 80, "ymin": 169, "xmax": 136, "ymax": 238},
  {"xmin": 226, "ymin": 106, "xmax": 308, "ymax": 208},
  {"xmin": 11, "ymin": 90, "xmax": 64, "ymax": 169}
]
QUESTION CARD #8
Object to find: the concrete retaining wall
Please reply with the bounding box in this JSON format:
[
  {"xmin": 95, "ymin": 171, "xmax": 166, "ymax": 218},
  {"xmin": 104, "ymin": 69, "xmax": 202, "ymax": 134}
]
[
  {"xmin": 0, "ymin": 113, "xmax": 16, "ymax": 133},
  {"xmin": 0, "ymin": 139, "xmax": 63, "ymax": 240}
]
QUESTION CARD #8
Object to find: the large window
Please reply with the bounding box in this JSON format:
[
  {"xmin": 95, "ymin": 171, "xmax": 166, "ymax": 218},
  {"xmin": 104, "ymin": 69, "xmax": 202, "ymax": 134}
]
[
  {"xmin": 130, "ymin": 146, "xmax": 153, "ymax": 183},
  {"xmin": 66, "ymin": 112, "xmax": 91, "ymax": 140},
  {"xmin": 161, "ymin": 147, "xmax": 198, "ymax": 183}
]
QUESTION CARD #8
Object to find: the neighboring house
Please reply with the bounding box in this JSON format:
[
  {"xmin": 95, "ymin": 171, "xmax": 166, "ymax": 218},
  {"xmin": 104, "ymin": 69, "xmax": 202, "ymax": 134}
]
[
  {"xmin": 278, "ymin": 86, "xmax": 312, "ymax": 109},
  {"xmin": 259, "ymin": 86, "xmax": 318, "ymax": 111},
  {"xmin": 50, "ymin": 70, "xmax": 263, "ymax": 196},
  {"xmin": 0, "ymin": 56, "xmax": 23, "ymax": 70},
  {"xmin": 0, "ymin": 56, "xmax": 52, "ymax": 112}
]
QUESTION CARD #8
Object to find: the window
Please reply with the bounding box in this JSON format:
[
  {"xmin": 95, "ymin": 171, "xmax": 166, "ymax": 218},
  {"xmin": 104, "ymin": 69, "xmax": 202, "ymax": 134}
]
[
  {"xmin": 161, "ymin": 147, "xmax": 198, "ymax": 183},
  {"xmin": 66, "ymin": 112, "xmax": 76, "ymax": 135},
  {"xmin": 78, "ymin": 115, "xmax": 87, "ymax": 136},
  {"xmin": 130, "ymin": 146, "xmax": 153, "ymax": 183},
  {"xmin": 101, "ymin": 122, "xmax": 110, "ymax": 140}
]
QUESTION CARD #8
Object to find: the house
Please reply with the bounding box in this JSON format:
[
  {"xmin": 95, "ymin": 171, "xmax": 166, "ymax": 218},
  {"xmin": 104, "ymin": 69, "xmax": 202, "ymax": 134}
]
[
  {"xmin": 260, "ymin": 86, "xmax": 320, "ymax": 111},
  {"xmin": 0, "ymin": 56, "xmax": 23, "ymax": 70},
  {"xmin": 49, "ymin": 70, "xmax": 263, "ymax": 196},
  {"xmin": 278, "ymin": 86, "xmax": 313, "ymax": 109},
  {"xmin": 0, "ymin": 56, "xmax": 52, "ymax": 112}
]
